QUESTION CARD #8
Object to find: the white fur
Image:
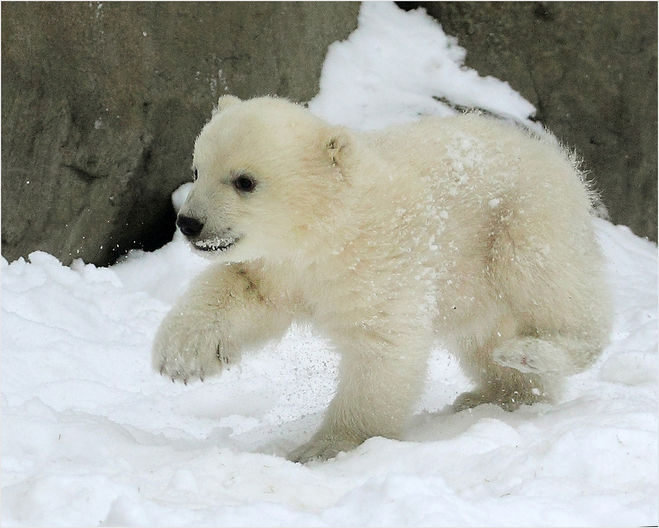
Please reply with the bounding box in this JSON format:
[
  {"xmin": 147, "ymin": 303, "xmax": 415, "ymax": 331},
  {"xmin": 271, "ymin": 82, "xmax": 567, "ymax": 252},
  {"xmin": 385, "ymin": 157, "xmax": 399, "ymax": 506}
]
[{"xmin": 152, "ymin": 96, "xmax": 612, "ymax": 462}]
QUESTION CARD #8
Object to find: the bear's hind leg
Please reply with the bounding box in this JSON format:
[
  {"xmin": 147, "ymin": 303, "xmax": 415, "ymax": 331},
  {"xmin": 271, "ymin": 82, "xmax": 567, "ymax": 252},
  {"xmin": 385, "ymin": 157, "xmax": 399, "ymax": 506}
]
[
  {"xmin": 451, "ymin": 316, "xmax": 551, "ymax": 412},
  {"xmin": 491, "ymin": 333, "xmax": 601, "ymax": 375},
  {"xmin": 452, "ymin": 364, "xmax": 547, "ymax": 412},
  {"xmin": 452, "ymin": 328, "xmax": 602, "ymax": 412}
]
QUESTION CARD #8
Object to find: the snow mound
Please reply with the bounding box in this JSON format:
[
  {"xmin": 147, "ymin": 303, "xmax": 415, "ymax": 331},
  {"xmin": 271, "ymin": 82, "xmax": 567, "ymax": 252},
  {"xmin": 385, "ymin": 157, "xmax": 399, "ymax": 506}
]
[{"xmin": 309, "ymin": 2, "xmax": 537, "ymax": 131}]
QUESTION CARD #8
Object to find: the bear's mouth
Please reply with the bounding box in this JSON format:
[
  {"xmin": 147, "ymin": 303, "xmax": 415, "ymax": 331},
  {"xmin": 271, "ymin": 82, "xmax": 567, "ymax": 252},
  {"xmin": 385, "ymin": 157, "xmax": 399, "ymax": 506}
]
[{"xmin": 193, "ymin": 236, "xmax": 239, "ymax": 252}]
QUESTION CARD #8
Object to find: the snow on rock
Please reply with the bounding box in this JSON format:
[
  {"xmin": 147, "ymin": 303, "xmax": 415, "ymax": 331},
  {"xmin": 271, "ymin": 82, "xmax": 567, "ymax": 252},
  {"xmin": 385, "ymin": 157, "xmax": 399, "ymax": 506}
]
[
  {"xmin": 308, "ymin": 1, "xmax": 538, "ymax": 131},
  {"xmin": 171, "ymin": 182, "xmax": 193, "ymax": 214},
  {"xmin": 2, "ymin": 2, "xmax": 656, "ymax": 526}
]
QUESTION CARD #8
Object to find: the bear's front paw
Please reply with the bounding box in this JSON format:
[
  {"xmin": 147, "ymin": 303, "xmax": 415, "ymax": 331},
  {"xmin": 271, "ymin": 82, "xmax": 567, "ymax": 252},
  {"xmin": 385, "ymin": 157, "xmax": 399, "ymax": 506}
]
[
  {"xmin": 152, "ymin": 315, "xmax": 231, "ymax": 384},
  {"xmin": 287, "ymin": 435, "xmax": 361, "ymax": 464}
]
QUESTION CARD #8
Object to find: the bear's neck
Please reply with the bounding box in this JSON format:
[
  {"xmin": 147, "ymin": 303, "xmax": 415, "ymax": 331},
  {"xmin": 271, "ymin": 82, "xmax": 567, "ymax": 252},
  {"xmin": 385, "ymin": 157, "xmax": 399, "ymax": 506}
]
[{"xmin": 280, "ymin": 188, "xmax": 372, "ymax": 278}]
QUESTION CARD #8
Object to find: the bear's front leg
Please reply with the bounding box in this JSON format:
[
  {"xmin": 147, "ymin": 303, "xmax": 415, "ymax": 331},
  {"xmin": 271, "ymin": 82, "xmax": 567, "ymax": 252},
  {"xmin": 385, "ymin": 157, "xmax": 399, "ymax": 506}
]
[
  {"xmin": 153, "ymin": 261, "xmax": 293, "ymax": 384},
  {"xmin": 288, "ymin": 327, "xmax": 431, "ymax": 463}
]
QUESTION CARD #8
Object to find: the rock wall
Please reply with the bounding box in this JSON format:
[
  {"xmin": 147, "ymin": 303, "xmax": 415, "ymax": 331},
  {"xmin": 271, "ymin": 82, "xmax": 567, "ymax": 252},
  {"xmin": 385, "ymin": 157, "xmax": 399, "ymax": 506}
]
[
  {"xmin": 1, "ymin": 2, "xmax": 360, "ymax": 266},
  {"xmin": 399, "ymin": 1, "xmax": 657, "ymax": 241},
  {"xmin": 3, "ymin": 2, "xmax": 656, "ymax": 269}
]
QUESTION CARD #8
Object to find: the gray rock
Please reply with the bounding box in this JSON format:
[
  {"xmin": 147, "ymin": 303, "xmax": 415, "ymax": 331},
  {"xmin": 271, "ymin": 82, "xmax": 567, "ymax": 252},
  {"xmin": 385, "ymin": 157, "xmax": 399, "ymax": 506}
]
[
  {"xmin": 1, "ymin": 2, "xmax": 359, "ymax": 266},
  {"xmin": 398, "ymin": 1, "xmax": 657, "ymax": 241},
  {"xmin": 3, "ymin": 2, "xmax": 655, "ymax": 270}
]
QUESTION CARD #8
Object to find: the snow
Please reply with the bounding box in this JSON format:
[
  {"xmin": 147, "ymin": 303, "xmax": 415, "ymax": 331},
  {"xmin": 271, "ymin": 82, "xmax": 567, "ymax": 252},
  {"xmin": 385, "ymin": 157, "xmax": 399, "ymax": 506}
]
[
  {"xmin": 2, "ymin": 2, "xmax": 657, "ymax": 526},
  {"xmin": 308, "ymin": 1, "xmax": 538, "ymax": 131}
]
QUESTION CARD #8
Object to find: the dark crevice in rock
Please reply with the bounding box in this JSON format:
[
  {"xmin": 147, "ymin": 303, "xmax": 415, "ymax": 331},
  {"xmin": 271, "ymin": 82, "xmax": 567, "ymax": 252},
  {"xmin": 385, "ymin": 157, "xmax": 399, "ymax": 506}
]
[
  {"xmin": 63, "ymin": 164, "xmax": 105, "ymax": 182},
  {"xmin": 2, "ymin": 2, "xmax": 360, "ymax": 266}
]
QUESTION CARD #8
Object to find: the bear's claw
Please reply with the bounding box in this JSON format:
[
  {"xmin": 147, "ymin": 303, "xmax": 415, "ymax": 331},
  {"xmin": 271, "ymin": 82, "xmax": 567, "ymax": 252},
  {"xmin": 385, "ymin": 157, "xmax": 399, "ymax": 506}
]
[
  {"xmin": 152, "ymin": 321, "xmax": 227, "ymax": 384},
  {"xmin": 287, "ymin": 436, "xmax": 361, "ymax": 463}
]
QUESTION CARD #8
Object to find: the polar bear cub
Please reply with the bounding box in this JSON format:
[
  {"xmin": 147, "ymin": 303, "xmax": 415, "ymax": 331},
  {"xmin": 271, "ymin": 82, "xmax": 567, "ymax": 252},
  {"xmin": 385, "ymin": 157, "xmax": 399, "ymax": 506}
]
[{"xmin": 152, "ymin": 95, "xmax": 612, "ymax": 462}]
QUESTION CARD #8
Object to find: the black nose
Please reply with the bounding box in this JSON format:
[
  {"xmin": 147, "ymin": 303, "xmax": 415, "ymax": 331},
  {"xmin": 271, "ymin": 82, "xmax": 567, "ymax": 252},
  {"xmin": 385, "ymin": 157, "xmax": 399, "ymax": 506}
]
[{"xmin": 177, "ymin": 215, "xmax": 204, "ymax": 237}]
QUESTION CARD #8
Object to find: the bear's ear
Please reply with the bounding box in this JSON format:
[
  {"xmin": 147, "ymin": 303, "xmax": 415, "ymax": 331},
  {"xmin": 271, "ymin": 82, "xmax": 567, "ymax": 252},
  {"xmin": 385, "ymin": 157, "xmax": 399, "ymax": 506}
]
[
  {"xmin": 326, "ymin": 128, "xmax": 351, "ymax": 181},
  {"xmin": 213, "ymin": 95, "xmax": 241, "ymax": 115}
]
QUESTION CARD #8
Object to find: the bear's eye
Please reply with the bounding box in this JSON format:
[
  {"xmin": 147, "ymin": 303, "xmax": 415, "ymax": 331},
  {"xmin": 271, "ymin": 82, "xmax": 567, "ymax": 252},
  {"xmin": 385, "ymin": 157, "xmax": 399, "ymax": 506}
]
[
  {"xmin": 192, "ymin": 168, "xmax": 198, "ymax": 182},
  {"xmin": 232, "ymin": 174, "xmax": 257, "ymax": 193}
]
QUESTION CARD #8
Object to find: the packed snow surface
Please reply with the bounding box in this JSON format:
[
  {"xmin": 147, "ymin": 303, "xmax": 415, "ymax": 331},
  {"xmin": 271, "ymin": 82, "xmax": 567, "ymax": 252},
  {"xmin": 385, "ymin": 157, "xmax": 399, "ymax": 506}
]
[{"xmin": 2, "ymin": 2, "xmax": 657, "ymax": 526}]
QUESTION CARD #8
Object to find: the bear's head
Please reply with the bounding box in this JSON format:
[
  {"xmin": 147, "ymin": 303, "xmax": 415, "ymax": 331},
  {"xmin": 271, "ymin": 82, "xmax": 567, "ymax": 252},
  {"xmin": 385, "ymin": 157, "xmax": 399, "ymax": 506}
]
[{"xmin": 177, "ymin": 95, "xmax": 351, "ymax": 263}]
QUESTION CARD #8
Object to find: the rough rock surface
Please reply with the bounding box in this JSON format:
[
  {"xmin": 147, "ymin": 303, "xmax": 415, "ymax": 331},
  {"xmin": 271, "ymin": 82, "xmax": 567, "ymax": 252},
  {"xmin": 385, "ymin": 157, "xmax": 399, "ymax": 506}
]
[
  {"xmin": 2, "ymin": 2, "xmax": 359, "ymax": 266},
  {"xmin": 398, "ymin": 1, "xmax": 657, "ymax": 242},
  {"xmin": 3, "ymin": 2, "xmax": 655, "ymax": 268}
]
